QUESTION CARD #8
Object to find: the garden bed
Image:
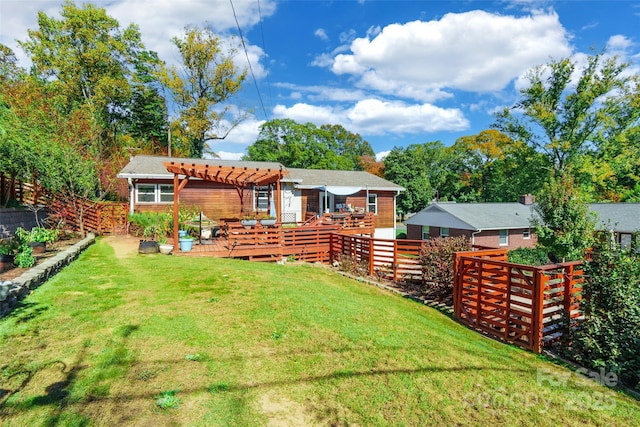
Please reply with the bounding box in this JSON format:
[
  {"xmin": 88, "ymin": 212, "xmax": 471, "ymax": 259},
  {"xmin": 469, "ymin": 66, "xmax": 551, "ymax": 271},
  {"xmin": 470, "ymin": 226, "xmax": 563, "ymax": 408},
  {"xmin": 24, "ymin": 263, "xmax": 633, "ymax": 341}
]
[{"xmin": 0, "ymin": 233, "xmax": 84, "ymax": 282}]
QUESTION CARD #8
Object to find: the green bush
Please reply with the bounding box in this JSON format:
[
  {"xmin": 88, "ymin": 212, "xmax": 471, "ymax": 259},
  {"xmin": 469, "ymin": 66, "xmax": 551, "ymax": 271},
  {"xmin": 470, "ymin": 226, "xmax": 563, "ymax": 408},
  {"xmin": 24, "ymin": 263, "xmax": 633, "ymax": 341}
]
[
  {"xmin": 14, "ymin": 245, "xmax": 35, "ymax": 268},
  {"xmin": 566, "ymin": 234, "xmax": 640, "ymax": 391},
  {"xmin": 508, "ymin": 247, "xmax": 551, "ymax": 266}
]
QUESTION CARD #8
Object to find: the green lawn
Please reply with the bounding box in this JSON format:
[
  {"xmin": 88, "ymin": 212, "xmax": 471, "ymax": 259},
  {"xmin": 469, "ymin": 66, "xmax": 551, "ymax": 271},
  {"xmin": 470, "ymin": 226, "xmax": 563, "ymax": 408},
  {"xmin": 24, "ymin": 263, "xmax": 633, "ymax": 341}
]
[{"xmin": 1, "ymin": 238, "xmax": 638, "ymax": 426}]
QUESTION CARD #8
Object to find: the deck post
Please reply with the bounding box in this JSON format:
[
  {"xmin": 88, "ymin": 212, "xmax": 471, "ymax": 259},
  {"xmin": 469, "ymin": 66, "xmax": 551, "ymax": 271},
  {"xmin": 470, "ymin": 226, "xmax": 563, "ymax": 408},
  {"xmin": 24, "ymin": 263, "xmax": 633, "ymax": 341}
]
[{"xmin": 172, "ymin": 172, "xmax": 179, "ymax": 252}]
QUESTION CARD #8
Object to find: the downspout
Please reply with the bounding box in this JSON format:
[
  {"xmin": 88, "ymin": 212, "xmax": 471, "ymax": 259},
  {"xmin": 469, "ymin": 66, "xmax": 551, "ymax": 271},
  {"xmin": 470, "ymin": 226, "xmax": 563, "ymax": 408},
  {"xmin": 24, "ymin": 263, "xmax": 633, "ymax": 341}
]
[
  {"xmin": 128, "ymin": 178, "xmax": 134, "ymax": 214},
  {"xmin": 471, "ymin": 229, "xmax": 482, "ymax": 248}
]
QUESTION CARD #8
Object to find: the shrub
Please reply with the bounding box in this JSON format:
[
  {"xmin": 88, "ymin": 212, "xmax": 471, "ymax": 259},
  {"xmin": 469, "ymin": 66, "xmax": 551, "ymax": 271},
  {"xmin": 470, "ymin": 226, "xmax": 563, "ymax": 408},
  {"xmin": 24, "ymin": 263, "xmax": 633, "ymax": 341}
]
[
  {"xmin": 508, "ymin": 247, "xmax": 551, "ymax": 266},
  {"xmin": 420, "ymin": 236, "xmax": 470, "ymax": 300},
  {"xmin": 567, "ymin": 234, "xmax": 640, "ymax": 391},
  {"xmin": 14, "ymin": 245, "xmax": 35, "ymax": 268}
]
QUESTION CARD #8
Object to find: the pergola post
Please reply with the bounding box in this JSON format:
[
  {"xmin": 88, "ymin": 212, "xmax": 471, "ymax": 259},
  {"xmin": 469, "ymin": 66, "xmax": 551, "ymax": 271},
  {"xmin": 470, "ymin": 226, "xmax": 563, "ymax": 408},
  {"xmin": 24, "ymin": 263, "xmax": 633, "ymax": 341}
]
[{"xmin": 172, "ymin": 173, "xmax": 179, "ymax": 252}]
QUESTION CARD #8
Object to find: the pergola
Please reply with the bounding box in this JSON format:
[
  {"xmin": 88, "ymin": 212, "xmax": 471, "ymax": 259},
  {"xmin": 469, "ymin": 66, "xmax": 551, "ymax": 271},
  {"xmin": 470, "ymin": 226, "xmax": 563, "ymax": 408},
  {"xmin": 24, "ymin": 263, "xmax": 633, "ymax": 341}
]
[{"xmin": 164, "ymin": 161, "xmax": 289, "ymax": 251}]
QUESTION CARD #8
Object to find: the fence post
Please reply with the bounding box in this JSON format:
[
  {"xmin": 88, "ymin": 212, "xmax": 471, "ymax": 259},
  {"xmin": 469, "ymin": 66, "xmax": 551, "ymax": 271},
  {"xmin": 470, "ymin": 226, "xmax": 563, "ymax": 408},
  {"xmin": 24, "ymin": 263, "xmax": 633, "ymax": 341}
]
[
  {"xmin": 531, "ymin": 268, "xmax": 545, "ymax": 353},
  {"xmin": 453, "ymin": 254, "xmax": 461, "ymax": 319},
  {"xmin": 368, "ymin": 237, "xmax": 374, "ymax": 276}
]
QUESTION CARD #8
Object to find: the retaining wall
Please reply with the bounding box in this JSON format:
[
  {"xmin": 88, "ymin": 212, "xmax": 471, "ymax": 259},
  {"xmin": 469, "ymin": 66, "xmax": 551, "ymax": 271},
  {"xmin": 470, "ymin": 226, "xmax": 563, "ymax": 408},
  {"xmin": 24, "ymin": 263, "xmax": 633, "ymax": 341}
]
[{"xmin": 0, "ymin": 233, "xmax": 95, "ymax": 318}]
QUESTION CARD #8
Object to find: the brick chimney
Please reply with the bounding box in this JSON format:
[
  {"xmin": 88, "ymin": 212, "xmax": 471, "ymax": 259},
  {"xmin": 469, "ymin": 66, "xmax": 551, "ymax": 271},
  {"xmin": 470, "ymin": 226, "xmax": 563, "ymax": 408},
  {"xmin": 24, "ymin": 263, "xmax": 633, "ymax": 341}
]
[{"xmin": 519, "ymin": 194, "xmax": 535, "ymax": 205}]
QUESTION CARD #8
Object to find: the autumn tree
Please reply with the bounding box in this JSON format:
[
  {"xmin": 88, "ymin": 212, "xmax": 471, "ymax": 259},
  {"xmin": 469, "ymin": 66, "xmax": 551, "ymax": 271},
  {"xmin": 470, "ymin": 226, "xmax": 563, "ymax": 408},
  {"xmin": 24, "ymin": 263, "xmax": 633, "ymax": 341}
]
[
  {"xmin": 452, "ymin": 129, "xmax": 549, "ymax": 202},
  {"xmin": 17, "ymin": 1, "xmax": 164, "ymax": 193},
  {"xmin": 159, "ymin": 26, "xmax": 246, "ymax": 158},
  {"xmin": 493, "ymin": 52, "xmax": 640, "ymax": 179},
  {"xmin": 245, "ymin": 119, "xmax": 375, "ymax": 170}
]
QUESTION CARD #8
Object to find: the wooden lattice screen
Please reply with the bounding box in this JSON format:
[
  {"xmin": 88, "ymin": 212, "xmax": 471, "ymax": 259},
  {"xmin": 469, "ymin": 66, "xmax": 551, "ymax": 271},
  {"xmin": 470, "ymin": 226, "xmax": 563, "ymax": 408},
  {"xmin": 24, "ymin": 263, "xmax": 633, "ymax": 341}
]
[{"xmin": 453, "ymin": 251, "xmax": 584, "ymax": 353}]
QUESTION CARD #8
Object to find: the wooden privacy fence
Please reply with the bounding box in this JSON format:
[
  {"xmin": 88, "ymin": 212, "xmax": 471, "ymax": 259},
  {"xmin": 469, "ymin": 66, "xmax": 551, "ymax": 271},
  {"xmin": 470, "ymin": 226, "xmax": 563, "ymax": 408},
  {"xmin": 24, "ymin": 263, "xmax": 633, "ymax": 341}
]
[
  {"xmin": 51, "ymin": 199, "xmax": 128, "ymax": 235},
  {"xmin": 454, "ymin": 249, "xmax": 584, "ymax": 353},
  {"xmin": 330, "ymin": 234, "xmax": 425, "ymax": 282}
]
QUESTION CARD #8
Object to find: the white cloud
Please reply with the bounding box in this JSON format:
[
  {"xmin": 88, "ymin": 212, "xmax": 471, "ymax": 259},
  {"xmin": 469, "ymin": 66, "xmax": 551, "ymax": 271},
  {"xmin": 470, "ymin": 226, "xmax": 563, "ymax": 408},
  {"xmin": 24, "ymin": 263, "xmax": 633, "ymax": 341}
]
[
  {"xmin": 272, "ymin": 98, "xmax": 469, "ymax": 136},
  {"xmin": 376, "ymin": 151, "xmax": 390, "ymax": 162},
  {"xmin": 330, "ymin": 10, "xmax": 573, "ymax": 100},
  {"xmin": 314, "ymin": 28, "xmax": 328, "ymax": 41},
  {"xmin": 0, "ymin": 0, "xmax": 277, "ymax": 72},
  {"xmin": 216, "ymin": 151, "xmax": 245, "ymax": 160}
]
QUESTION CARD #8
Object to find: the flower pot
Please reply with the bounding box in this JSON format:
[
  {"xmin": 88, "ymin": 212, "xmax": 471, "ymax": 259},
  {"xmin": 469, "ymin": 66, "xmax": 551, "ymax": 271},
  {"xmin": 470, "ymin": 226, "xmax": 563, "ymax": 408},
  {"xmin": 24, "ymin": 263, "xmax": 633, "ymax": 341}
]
[
  {"xmin": 260, "ymin": 219, "xmax": 277, "ymax": 227},
  {"xmin": 158, "ymin": 244, "xmax": 173, "ymax": 255},
  {"xmin": 0, "ymin": 254, "xmax": 14, "ymax": 273},
  {"xmin": 178, "ymin": 230, "xmax": 188, "ymax": 238},
  {"xmin": 138, "ymin": 240, "xmax": 159, "ymax": 254},
  {"xmin": 241, "ymin": 219, "xmax": 257, "ymax": 228},
  {"xmin": 29, "ymin": 241, "xmax": 46, "ymax": 254},
  {"xmin": 179, "ymin": 238, "xmax": 194, "ymax": 252}
]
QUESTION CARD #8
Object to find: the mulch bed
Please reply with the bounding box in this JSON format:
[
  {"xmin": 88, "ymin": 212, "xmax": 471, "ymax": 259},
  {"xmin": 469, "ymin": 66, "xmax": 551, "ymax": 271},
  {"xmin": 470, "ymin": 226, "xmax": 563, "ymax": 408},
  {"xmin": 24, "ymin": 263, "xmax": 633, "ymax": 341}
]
[{"xmin": 0, "ymin": 236, "xmax": 84, "ymax": 282}]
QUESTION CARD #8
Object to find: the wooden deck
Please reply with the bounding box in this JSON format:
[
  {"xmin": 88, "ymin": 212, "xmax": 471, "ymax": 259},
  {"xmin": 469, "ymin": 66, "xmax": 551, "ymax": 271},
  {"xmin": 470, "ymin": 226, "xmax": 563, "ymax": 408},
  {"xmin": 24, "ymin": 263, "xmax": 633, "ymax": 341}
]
[{"xmin": 174, "ymin": 212, "xmax": 375, "ymax": 262}]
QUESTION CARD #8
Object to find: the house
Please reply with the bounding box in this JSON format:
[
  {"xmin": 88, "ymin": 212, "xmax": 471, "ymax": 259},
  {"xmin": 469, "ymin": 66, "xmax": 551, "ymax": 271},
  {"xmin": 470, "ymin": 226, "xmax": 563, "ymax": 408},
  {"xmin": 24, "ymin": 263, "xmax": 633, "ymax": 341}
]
[
  {"xmin": 406, "ymin": 196, "xmax": 640, "ymax": 250},
  {"xmin": 116, "ymin": 155, "xmax": 404, "ymax": 239},
  {"xmin": 405, "ymin": 195, "xmax": 538, "ymax": 250},
  {"xmin": 590, "ymin": 203, "xmax": 640, "ymax": 248}
]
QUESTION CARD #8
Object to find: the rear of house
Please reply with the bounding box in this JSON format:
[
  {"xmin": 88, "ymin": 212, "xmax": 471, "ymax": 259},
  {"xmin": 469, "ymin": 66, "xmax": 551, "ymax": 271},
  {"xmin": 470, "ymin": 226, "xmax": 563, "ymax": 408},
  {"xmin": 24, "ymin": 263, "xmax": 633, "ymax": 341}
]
[{"xmin": 117, "ymin": 155, "xmax": 404, "ymax": 239}]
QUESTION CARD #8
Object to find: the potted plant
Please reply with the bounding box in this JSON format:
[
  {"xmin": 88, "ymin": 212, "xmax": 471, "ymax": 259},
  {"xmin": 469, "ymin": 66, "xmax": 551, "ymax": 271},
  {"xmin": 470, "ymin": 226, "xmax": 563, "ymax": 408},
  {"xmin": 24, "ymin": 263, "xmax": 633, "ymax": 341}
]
[
  {"xmin": 258, "ymin": 214, "xmax": 277, "ymax": 227},
  {"xmin": 178, "ymin": 235, "xmax": 195, "ymax": 252},
  {"xmin": 157, "ymin": 236, "xmax": 173, "ymax": 255},
  {"xmin": 240, "ymin": 214, "xmax": 257, "ymax": 228},
  {"xmin": 0, "ymin": 240, "xmax": 17, "ymax": 272},
  {"xmin": 26, "ymin": 227, "xmax": 59, "ymax": 254}
]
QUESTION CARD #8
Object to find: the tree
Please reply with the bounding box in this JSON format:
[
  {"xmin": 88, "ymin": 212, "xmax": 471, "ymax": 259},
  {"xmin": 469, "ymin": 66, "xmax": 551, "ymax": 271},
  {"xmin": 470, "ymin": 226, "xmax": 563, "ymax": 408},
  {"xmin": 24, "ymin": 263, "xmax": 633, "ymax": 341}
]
[
  {"xmin": 159, "ymin": 26, "xmax": 246, "ymax": 158},
  {"xmin": 19, "ymin": 1, "xmax": 155, "ymax": 130},
  {"xmin": 245, "ymin": 119, "xmax": 375, "ymax": 170},
  {"xmin": 0, "ymin": 44, "xmax": 22, "ymax": 83},
  {"xmin": 452, "ymin": 129, "xmax": 549, "ymax": 202},
  {"xmin": 531, "ymin": 173, "xmax": 596, "ymax": 262},
  {"xmin": 493, "ymin": 52, "xmax": 640, "ymax": 175},
  {"xmin": 383, "ymin": 142, "xmax": 460, "ymax": 215},
  {"xmin": 17, "ymin": 1, "xmax": 163, "ymax": 195}
]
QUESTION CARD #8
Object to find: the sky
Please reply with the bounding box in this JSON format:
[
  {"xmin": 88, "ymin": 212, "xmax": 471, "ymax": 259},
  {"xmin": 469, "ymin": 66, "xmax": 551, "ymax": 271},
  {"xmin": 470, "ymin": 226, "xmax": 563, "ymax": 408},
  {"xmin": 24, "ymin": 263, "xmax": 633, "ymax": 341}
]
[{"xmin": 1, "ymin": 1, "xmax": 639, "ymax": 161}]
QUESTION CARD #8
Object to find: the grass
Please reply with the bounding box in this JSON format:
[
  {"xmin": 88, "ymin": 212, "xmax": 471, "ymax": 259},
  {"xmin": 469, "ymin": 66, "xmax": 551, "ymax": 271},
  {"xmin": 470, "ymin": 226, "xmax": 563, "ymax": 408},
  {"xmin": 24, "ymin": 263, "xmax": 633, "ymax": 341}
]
[{"xmin": 0, "ymin": 238, "xmax": 639, "ymax": 426}]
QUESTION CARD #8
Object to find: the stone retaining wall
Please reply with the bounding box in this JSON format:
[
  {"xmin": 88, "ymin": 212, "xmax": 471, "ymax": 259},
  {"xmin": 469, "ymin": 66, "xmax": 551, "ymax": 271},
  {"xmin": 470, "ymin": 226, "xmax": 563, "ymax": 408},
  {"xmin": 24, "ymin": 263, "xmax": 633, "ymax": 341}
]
[{"xmin": 0, "ymin": 233, "xmax": 95, "ymax": 318}]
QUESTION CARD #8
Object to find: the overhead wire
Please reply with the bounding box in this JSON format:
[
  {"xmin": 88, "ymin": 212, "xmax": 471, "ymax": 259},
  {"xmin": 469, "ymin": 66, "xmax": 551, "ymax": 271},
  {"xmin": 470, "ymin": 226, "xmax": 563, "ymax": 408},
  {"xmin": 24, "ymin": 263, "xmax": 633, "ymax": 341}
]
[{"xmin": 229, "ymin": 0, "xmax": 270, "ymax": 121}]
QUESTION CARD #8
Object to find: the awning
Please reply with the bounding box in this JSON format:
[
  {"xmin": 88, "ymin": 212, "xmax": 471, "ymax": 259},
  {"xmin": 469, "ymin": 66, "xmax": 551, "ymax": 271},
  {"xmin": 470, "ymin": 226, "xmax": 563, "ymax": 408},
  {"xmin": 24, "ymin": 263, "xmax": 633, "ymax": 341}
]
[{"xmin": 320, "ymin": 186, "xmax": 362, "ymax": 196}]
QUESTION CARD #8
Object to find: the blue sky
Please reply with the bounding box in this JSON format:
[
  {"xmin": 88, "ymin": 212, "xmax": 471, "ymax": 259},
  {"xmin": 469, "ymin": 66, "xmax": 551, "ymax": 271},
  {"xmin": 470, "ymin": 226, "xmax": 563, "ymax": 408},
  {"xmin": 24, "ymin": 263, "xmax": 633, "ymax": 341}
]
[{"xmin": 1, "ymin": 1, "xmax": 639, "ymax": 160}]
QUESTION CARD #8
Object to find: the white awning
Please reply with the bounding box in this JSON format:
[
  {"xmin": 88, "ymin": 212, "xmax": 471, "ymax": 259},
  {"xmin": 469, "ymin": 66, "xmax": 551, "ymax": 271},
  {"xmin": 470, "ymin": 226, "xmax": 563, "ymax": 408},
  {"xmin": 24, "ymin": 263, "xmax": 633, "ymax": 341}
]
[{"xmin": 322, "ymin": 186, "xmax": 362, "ymax": 196}]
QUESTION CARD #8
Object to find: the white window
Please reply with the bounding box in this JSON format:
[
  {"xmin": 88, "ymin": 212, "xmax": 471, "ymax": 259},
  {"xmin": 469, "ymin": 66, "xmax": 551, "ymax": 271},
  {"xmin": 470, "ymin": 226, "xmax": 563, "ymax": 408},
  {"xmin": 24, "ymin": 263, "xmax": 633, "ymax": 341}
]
[
  {"xmin": 440, "ymin": 227, "xmax": 449, "ymax": 238},
  {"xmin": 499, "ymin": 229, "xmax": 509, "ymax": 246},
  {"xmin": 523, "ymin": 228, "xmax": 531, "ymax": 240},
  {"xmin": 255, "ymin": 186, "xmax": 269, "ymax": 212},
  {"xmin": 136, "ymin": 183, "xmax": 173, "ymax": 204},
  {"xmin": 422, "ymin": 225, "xmax": 430, "ymax": 240},
  {"xmin": 367, "ymin": 194, "xmax": 378, "ymax": 214}
]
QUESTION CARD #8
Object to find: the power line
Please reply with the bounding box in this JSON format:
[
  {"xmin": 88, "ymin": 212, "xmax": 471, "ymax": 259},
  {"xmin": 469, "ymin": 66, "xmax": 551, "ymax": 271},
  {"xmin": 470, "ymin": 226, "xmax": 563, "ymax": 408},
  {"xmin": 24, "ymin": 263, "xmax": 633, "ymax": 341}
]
[
  {"xmin": 229, "ymin": 0, "xmax": 269, "ymax": 121},
  {"xmin": 256, "ymin": 0, "xmax": 273, "ymax": 116}
]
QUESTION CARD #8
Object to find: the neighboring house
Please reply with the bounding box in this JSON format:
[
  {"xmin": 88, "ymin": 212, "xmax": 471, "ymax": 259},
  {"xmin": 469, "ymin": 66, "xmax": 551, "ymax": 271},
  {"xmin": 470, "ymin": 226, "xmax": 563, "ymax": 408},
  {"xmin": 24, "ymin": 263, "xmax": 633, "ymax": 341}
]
[
  {"xmin": 405, "ymin": 195, "xmax": 538, "ymax": 250},
  {"xmin": 117, "ymin": 155, "xmax": 404, "ymax": 239},
  {"xmin": 406, "ymin": 196, "xmax": 640, "ymax": 250},
  {"xmin": 590, "ymin": 203, "xmax": 640, "ymax": 248}
]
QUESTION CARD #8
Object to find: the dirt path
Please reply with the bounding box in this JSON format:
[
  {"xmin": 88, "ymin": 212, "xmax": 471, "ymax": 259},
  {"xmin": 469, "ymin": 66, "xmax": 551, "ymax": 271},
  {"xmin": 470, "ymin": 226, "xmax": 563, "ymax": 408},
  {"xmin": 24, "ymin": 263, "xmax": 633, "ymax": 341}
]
[{"xmin": 102, "ymin": 235, "xmax": 140, "ymax": 259}]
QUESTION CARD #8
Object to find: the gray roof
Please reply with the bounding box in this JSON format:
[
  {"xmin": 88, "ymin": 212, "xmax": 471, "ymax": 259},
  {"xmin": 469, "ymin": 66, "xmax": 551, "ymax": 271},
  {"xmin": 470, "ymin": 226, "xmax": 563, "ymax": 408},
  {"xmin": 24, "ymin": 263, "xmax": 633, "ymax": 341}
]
[
  {"xmin": 117, "ymin": 155, "xmax": 404, "ymax": 192},
  {"xmin": 590, "ymin": 203, "xmax": 640, "ymax": 233},
  {"xmin": 117, "ymin": 155, "xmax": 285, "ymax": 179},
  {"xmin": 284, "ymin": 168, "xmax": 404, "ymax": 191},
  {"xmin": 405, "ymin": 202, "xmax": 538, "ymax": 231},
  {"xmin": 406, "ymin": 201, "xmax": 640, "ymax": 233}
]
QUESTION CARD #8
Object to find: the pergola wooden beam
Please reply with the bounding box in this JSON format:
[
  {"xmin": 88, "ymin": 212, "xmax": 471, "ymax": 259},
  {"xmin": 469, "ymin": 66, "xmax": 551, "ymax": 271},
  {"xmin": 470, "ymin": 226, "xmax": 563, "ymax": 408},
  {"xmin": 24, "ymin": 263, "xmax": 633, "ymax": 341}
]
[{"xmin": 164, "ymin": 161, "xmax": 289, "ymax": 252}]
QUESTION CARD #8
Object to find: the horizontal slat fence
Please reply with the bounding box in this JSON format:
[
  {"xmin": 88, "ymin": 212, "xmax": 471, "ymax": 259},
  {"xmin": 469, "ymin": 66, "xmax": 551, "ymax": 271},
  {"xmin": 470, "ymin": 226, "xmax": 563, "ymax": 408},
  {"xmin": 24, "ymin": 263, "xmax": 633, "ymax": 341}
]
[
  {"xmin": 51, "ymin": 199, "xmax": 128, "ymax": 235},
  {"xmin": 454, "ymin": 251, "xmax": 584, "ymax": 353},
  {"xmin": 330, "ymin": 234, "xmax": 426, "ymax": 282}
]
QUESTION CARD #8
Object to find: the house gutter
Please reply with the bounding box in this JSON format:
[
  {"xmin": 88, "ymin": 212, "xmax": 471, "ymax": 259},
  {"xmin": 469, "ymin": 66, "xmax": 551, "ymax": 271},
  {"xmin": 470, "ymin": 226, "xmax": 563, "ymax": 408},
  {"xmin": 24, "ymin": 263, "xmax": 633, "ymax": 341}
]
[
  {"xmin": 128, "ymin": 178, "xmax": 135, "ymax": 214},
  {"xmin": 471, "ymin": 229, "xmax": 482, "ymax": 247}
]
